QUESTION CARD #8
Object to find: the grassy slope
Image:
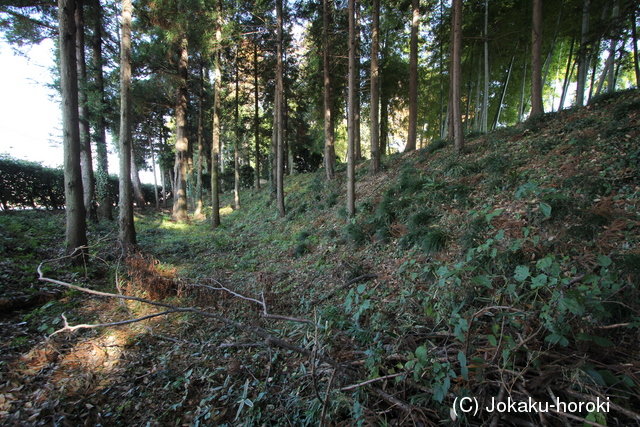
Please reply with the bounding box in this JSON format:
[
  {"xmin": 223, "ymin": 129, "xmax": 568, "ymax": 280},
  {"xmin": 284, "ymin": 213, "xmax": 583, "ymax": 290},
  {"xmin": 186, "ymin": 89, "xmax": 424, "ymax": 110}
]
[{"xmin": 1, "ymin": 89, "xmax": 639, "ymax": 426}]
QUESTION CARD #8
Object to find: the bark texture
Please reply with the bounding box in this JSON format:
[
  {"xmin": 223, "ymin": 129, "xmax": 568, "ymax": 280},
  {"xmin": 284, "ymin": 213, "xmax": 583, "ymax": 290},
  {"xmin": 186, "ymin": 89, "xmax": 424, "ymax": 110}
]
[
  {"xmin": 118, "ymin": 0, "xmax": 136, "ymax": 245},
  {"xmin": 59, "ymin": 0, "xmax": 88, "ymax": 254}
]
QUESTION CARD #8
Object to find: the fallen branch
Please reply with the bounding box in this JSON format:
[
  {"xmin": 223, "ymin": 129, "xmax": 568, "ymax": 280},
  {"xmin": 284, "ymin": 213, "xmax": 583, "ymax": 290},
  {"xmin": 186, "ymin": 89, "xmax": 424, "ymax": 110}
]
[
  {"xmin": 310, "ymin": 274, "xmax": 378, "ymax": 306},
  {"xmin": 50, "ymin": 310, "xmax": 182, "ymax": 335},
  {"xmin": 186, "ymin": 281, "xmax": 313, "ymax": 325},
  {"xmin": 37, "ymin": 260, "xmax": 354, "ymax": 376},
  {"xmin": 341, "ymin": 372, "xmax": 405, "ymax": 391},
  {"xmin": 372, "ymin": 387, "xmax": 412, "ymax": 414}
]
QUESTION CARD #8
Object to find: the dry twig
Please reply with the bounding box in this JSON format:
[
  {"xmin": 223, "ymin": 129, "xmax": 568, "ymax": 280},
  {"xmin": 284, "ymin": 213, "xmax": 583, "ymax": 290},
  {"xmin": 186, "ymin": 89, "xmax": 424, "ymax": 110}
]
[{"xmin": 36, "ymin": 259, "xmax": 355, "ymax": 376}]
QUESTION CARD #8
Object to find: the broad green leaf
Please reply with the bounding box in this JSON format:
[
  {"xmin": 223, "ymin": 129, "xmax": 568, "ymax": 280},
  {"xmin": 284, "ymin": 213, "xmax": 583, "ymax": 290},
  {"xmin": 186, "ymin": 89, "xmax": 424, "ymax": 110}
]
[
  {"xmin": 415, "ymin": 345, "xmax": 428, "ymax": 363},
  {"xmin": 485, "ymin": 209, "xmax": 504, "ymax": 222},
  {"xmin": 531, "ymin": 273, "xmax": 548, "ymax": 289},
  {"xmin": 558, "ymin": 297, "xmax": 584, "ymax": 315},
  {"xmin": 457, "ymin": 351, "xmax": 468, "ymax": 381},
  {"xmin": 545, "ymin": 333, "xmax": 569, "ymax": 347},
  {"xmin": 536, "ymin": 255, "xmax": 553, "ymax": 270},
  {"xmin": 487, "ymin": 334, "xmax": 497, "ymax": 346},
  {"xmin": 591, "ymin": 335, "xmax": 614, "ymax": 347},
  {"xmin": 584, "ymin": 368, "xmax": 606, "ymax": 386},
  {"xmin": 514, "ymin": 265, "xmax": 530, "ymax": 282},
  {"xmin": 597, "ymin": 254, "xmax": 612, "ymax": 268},
  {"xmin": 471, "ymin": 275, "xmax": 492, "ymax": 288},
  {"xmin": 539, "ymin": 202, "xmax": 552, "ymax": 218}
]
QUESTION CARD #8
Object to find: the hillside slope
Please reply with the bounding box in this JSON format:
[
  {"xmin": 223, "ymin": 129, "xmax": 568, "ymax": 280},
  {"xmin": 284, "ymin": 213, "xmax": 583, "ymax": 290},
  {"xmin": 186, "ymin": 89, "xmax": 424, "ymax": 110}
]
[{"xmin": 2, "ymin": 90, "xmax": 639, "ymax": 426}]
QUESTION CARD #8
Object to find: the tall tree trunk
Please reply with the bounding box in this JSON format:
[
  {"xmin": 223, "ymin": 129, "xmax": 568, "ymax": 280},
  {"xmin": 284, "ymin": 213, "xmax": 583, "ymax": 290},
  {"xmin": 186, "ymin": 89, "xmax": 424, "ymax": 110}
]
[
  {"xmin": 369, "ymin": 0, "xmax": 380, "ymax": 174},
  {"xmin": 211, "ymin": 15, "xmax": 222, "ymax": 228},
  {"xmin": 347, "ymin": 0, "xmax": 356, "ymax": 218},
  {"xmin": 211, "ymin": 47, "xmax": 221, "ymax": 228},
  {"xmin": 518, "ymin": 48, "xmax": 528, "ymax": 122},
  {"xmin": 150, "ymin": 137, "xmax": 159, "ymax": 210},
  {"xmin": 380, "ymin": 90, "xmax": 389, "ymax": 155},
  {"xmin": 439, "ymin": 0, "xmax": 445, "ymax": 138},
  {"xmin": 172, "ymin": 36, "xmax": 189, "ymax": 222},
  {"xmin": 576, "ymin": 0, "xmax": 590, "ymax": 107},
  {"xmin": 118, "ymin": 0, "xmax": 135, "ymax": 245},
  {"xmin": 354, "ymin": 0, "xmax": 362, "ymax": 160},
  {"xmin": 474, "ymin": 55, "xmax": 483, "ymax": 129},
  {"xmin": 194, "ymin": 61, "xmax": 205, "ymax": 217},
  {"xmin": 131, "ymin": 147, "xmax": 146, "ymax": 207},
  {"xmin": 633, "ymin": 8, "xmax": 640, "ymax": 88},
  {"xmin": 530, "ymin": 0, "xmax": 544, "ymax": 117},
  {"xmin": 482, "ymin": 0, "xmax": 489, "ymax": 133},
  {"xmin": 493, "ymin": 53, "xmax": 515, "ymax": 129},
  {"xmin": 542, "ymin": 0, "xmax": 564, "ymax": 87},
  {"xmin": 559, "ymin": 36, "xmax": 575, "ymax": 110},
  {"xmin": 323, "ymin": 0, "xmax": 335, "ymax": 180},
  {"xmin": 405, "ymin": 0, "xmax": 419, "ymax": 152},
  {"xmin": 234, "ymin": 53, "xmax": 241, "ymax": 210},
  {"xmin": 450, "ymin": 0, "xmax": 464, "ymax": 153},
  {"xmin": 59, "ymin": 0, "xmax": 88, "ymax": 255},
  {"xmin": 88, "ymin": 0, "xmax": 112, "ymax": 221},
  {"xmin": 464, "ymin": 51, "xmax": 474, "ymax": 134},
  {"xmin": 161, "ymin": 169, "xmax": 167, "ymax": 208},
  {"xmin": 284, "ymin": 71, "xmax": 293, "ymax": 176},
  {"xmin": 75, "ymin": 0, "xmax": 96, "ymax": 221},
  {"xmin": 607, "ymin": 0, "xmax": 619, "ymax": 93},
  {"xmin": 158, "ymin": 115, "xmax": 168, "ymax": 208},
  {"xmin": 275, "ymin": 0, "xmax": 285, "ymax": 218},
  {"xmin": 254, "ymin": 42, "xmax": 261, "ymax": 190}
]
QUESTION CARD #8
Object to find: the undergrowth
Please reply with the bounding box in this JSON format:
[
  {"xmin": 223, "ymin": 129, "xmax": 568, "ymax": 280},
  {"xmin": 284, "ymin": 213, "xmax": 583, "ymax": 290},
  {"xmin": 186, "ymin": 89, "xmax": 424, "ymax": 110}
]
[{"xmin": 2, "ymin": 90, "xmax": 640, "ymax": 426}]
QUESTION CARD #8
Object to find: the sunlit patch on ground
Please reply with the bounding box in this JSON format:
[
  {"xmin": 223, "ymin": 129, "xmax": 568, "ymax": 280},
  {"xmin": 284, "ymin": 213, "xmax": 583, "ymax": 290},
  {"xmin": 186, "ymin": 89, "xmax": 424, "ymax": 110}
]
[{"xmin": 1, "ymin": 322, "xmax": 134, "ymax": 423}]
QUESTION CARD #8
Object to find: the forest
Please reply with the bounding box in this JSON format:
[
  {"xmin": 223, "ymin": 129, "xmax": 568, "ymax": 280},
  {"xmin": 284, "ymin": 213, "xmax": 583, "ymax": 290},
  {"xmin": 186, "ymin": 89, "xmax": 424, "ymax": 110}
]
[{"xmin": 1, "ymin": 0, "xmax": 640, "ymax": 425}]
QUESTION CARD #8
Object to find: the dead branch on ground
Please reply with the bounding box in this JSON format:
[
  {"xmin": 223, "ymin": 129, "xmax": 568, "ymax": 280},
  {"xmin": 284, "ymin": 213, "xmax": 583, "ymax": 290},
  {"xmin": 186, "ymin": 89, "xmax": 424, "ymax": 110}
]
[{"xmin": 36, "ymin": 258, "xmax": 354, "ymax": 377}]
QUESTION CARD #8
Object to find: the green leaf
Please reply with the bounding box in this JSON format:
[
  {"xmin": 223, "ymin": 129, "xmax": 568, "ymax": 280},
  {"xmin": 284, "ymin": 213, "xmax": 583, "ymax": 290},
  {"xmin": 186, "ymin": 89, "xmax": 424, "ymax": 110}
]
[
  {"xmin": 435, "ymin": 266, "xmax": 450, "ymax": 277},
  {"xmin": 577, "ymin": 333, "xmax": 614, "ymax": 347},
  {"xmin": 531, "ymin": 274, "xmax": 548, "ymax": 289},
  {"xmin": 514, "ymin": 265, "xmax": 530, "ymax": 282},
  {"xmin": 536, "ymin": 255, "xmax": 553, "ymax": 270},
  {"xmin": 485, "ymin": 209, "xmax": 504, "ymax": 222},
  {"xmin": 415, "ymin": 345, "xmax": 428, "ymax": 363},
  {"xmin": 457, "ymin": 351, "xmax": 468, "ymax": 381},
  {"xmin": 432, "ymin": 376, "xmax": 450, "ymax": 403},
  {"xmin": 487, "ymin": 334, "xmax": 497, "ymax": 346},
  {"xmin": 584, "ymin": 368, "xmax": 606, "ymax": 386},
  {"xmin": 597, "ymin": 255, "xmax": 612, "ymax": 268},
  {"xmin": 539, "ymin": 202, "xmax": 552, "ymax": 218},
  {"xmin": 471, "ymin": 275, "xmax": 492, "ymax": 288},
  {"xmin": 545, "ymin": 333, "xmax": 569, "ymax": 347},
  {"xmin": 558, "ymin": 297, "xmax": 584, "ymax": 315},
  {"xmin": 596, "ymin": 369, "xmax": 621, "ymax": 387},
  {"xmin": 357, "ymin": 284, "xmax": 366, "ymax": 294}
]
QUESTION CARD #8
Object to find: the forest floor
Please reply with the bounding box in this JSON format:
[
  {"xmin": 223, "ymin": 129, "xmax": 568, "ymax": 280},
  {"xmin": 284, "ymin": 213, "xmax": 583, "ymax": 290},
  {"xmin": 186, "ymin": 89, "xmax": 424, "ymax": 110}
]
[{"xmin": 1, "ymin": 89, "xmax": 640, "ymax": 426}]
